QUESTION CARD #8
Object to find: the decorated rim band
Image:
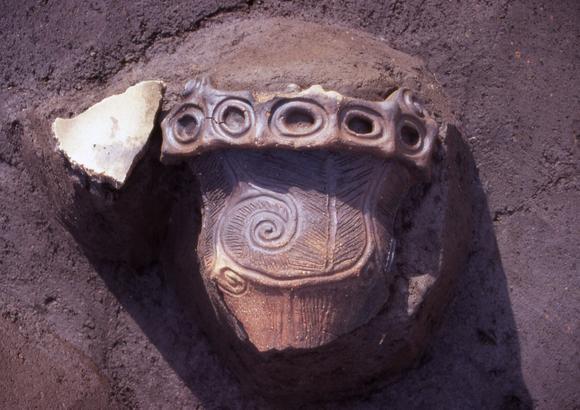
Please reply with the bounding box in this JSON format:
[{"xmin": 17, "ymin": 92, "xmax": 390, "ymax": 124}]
[{"xmin": 161, "ymin": 77, "xmax": 439, "ymax": 177}]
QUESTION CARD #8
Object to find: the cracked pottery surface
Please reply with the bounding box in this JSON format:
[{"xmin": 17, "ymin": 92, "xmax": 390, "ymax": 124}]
[{"xmin": 52, "ymin": 81, "xmax": 165, "ymax": 188}]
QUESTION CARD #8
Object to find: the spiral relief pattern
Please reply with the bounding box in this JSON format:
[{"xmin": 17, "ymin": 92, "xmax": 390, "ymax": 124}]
[{"xmin": 221, "ymin": 193, "xmax": 298, "ymax": 256}]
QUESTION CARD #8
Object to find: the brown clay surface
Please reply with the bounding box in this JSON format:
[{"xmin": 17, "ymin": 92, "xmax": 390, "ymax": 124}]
[
  {"xmin": 158, "ymin": 56, "xmax": 469, "ymax": 399},
  {"xmin": 161, "ymin": 80, "xmax": 438, "ymax": 173},
  {"xmin": 0, "ymin": 1, "xmax": 578, "ymax": 409}
]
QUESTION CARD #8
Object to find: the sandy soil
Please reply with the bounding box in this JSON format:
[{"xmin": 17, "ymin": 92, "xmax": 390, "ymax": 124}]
[{"xmin": 0, "ymin": 1, "xmax": 578, "ymax": 409}]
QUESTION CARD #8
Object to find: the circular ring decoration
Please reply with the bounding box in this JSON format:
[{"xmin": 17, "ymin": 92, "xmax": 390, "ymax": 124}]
[
  {"xmin": 397, "ymin": 117, "xmax": 425, "ymax": 153},
  {"xmin": 215, "ymin": 268, "xmax": 247, "ymax": 296},
  {"xmin": 340, "ymin": 106, "xmax": 384, "ymax": 140},
  {"xmin": 213, "ymin": 98, "xmax": 254, "ymax": 138},
  {"xmin": 270, "ymin": 99, "xmax": 326, "ymax": 138},
  {"xmin": 220, "ymin": 194, "xmax": 298, "ymax": 256},
  {"xmin": 172, "ymin": 104, "xmax": 205, "ymax": 144}
]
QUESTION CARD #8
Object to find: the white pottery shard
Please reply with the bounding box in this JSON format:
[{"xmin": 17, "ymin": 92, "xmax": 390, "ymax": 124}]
[{"xmin": 52, "ymin": 80, "xmax": 165, "ymax": 188}]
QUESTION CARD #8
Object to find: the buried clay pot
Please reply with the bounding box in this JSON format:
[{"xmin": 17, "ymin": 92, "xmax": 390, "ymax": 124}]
[
  {"xmin": 162, "ymin": 78, "xmax": 439, "ymax": 351},
  {"xmin": 158, "ymin": 19, "xmax": 472, "ymax": 402},
  {"xmin": 161, "ymin": 74, "xmax": 472, "ymax": 401}
]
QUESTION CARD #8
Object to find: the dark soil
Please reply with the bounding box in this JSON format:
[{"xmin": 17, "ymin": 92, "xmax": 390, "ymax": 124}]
[{"xmin": 0, "ymin": 1, "xmax": 578, "ymax": 409}]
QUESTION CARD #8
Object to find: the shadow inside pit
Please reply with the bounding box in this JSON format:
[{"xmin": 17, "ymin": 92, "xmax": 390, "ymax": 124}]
[
  {"xmin": 80, "ymin": 134, "xmax": 532, "ymax": 409},
  {"xmin": 320, "ymin": 138, "xmax": 533, "ymax": 410},
  {"xmin": 75, "ymin": 153, "xmax": 259, "ymax": 407}
]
